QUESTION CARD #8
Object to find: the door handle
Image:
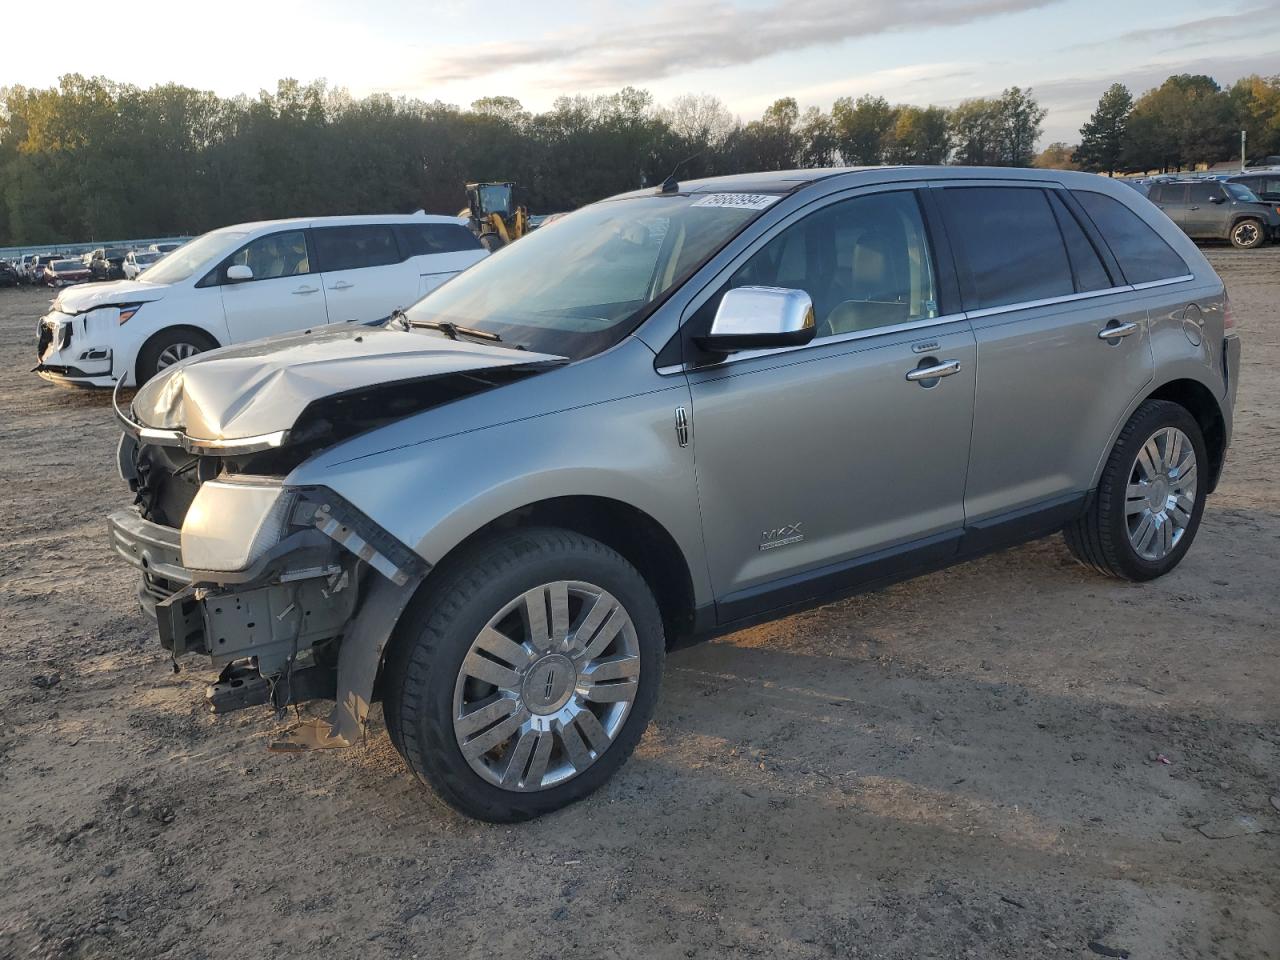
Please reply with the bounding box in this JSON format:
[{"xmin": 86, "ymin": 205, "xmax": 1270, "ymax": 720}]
[
  {"xmin": 292, "ymin": 285, "xmax": 319, "ymax": 295},
  {"xmin": 329, "ymin": 280, "xmax": 354, "ymax": 290},
  {"xmin": 905, "ymin": 359, "xmax": 961, "ymax": 382},
  {"xmin": 1098, "ymin": 320, "xmax": 1140, "ymax": 340}
]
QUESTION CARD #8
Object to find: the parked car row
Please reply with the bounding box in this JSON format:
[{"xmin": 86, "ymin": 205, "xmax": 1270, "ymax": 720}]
[
  {"xmin": 5, "ymin": 241, "xmax": 187, "ymax": 287},
  {"xmin": 1122, "ymin": 169, "xmax": 1280, "ymax": 248}
]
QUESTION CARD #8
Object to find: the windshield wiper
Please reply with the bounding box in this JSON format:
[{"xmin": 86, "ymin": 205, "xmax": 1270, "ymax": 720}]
[{"xmin": 391, "ymin": 309, "xmax": 502, "ymax": 343}]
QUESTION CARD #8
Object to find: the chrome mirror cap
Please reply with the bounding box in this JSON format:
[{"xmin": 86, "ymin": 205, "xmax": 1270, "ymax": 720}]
[{"xmin": 696, "ymin": 285, "xmax": 816, "ymax": 353}]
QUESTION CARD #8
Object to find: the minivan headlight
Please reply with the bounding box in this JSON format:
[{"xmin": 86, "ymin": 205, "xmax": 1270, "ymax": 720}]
[{"xmin": 180, "ymin": 478, "xmax": 293, "ymax": 572}]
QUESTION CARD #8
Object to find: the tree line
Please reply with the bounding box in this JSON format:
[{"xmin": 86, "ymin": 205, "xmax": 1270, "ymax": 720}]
[
  {"xmin": 0, "ymin": 71, "xmax": 1273, "ymax": 246},
  {"xmin": 0, "ymin": 76, "xmax": 1046, "ymax": 245},
  {"xmin": 1067, "ymin": 74, "xmax": 1280, "ymax": 175}
]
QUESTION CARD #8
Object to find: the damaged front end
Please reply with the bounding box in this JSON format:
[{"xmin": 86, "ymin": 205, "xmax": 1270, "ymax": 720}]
[
  {"xmin": 104, "ymin": 323, "xmax": 565, "ymax": 746},
  {"xmin": 109, "ymin": 430, "xmax": 427, "ymax": 740}
]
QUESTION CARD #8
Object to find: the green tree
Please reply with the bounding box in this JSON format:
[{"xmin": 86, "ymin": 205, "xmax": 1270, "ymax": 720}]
[
  {"xmin": 832, "ymin": 94, "xmax": 896, "ymax": 164},
  {"xmin": 950, "ymin": 97, "xmax": 1003, "ymax": 165},
  {"xmin": 1073, "ymin": 83, "xmax": 1132, "ymax": 174},
  {"xmin": 883, "ymin": 105, "xmax": 950, "ymax": 164},
  {"xmin": 1034, "ymin": 142, "xmax": 1079, "ymax": 170},
  {"xmin": 996, "ymin": 86, "xmax": 1046, "ymax": 167}
]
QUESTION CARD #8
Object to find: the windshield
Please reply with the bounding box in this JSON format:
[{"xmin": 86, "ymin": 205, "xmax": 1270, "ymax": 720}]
[
  {"xmin": 135, "ymin": 252, "xmax": 160, "ymax": 264},
  {"xmin": 140, "ymin": 229, "xmax": 247, "ymax": 284},
  {"xmin": 53, "ymin": 261, "xmax": 79, "ymax": 271},
  {"xmin": 401, "ymin": 192, "xmax": 777, "ymax": 359},
  {"xmin": 1225, "ymin": 182, "xmax": 1260, "ymax": 202}
]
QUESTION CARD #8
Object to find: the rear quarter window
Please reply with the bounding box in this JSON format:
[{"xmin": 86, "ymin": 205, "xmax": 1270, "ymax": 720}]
[
  {"xmin": 1071, "ymin": 190, "xmax": 1189, "ymax": 285},
  {"xmin": 313, "ymin": 225, "xmax": 401, "ymax": 272},
  {"xmin": 395, "ymin": 222, "xmax": 483, "ymax": 256}
]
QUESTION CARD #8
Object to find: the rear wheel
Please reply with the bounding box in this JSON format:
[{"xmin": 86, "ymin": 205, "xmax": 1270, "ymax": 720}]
[
  {"xmin": 384, "ymin": 528, "xmax": 664, "ymax": 822},
  {"xmin": 135, "ymin": 328, "xmax": 218, "ymax": 384},
  {"xmin": 1230, "ymin": 218, "xmax": 1264, "ymax": 249},
  {"xmin": 1064, "ymin": 399, "xmax": 1207, "ymax": 581}
]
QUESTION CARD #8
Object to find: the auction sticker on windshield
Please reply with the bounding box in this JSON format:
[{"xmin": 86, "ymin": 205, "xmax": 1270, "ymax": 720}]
[{"xmin": 691, "ymin": 193, "xmax": 780, "ymax": 210}]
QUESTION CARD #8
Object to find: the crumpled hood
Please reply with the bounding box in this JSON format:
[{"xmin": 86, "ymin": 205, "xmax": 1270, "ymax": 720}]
[
  {"xmin": 131, "ymin": 323, "xmax": 565, "ymax": 442},
  {"xmin": 56, "ymin": 278, "xmax": 168, "ymax": 312}
]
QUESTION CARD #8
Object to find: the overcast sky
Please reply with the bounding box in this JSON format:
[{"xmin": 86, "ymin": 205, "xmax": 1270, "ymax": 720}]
[{"xmin": 4, "ymin": 0, "xmax": 1278, "ymax": 145}]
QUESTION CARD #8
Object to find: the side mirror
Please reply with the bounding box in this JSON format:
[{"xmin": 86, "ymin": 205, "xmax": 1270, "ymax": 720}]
[
  {"xmin": 1209, "ymin": 195, "xmax": 1226, "ymax": 204},
  {"xmin": 695, "ymin": 286, "xmax": 816, "ymax": 354},
  {"xmin": 225, "ymin": 263, "xmax": 254, "ymax": 282}
]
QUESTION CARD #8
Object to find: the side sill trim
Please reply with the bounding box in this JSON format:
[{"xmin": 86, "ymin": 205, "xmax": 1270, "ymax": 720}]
[{"xmin": 704, "ymin": 491, "xmax": 1091, "ymax": 633}]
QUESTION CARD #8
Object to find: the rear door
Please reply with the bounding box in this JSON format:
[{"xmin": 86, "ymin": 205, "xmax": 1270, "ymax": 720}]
[
  {"xmin": 311, "ymin": 223, "xmax": 414, "ymax": 324},
  {"xmin": 393, "ymin": 221, "xmax": 488, "ymax": 300},
  {"xmin": 218, "ymin": 229, "xmax": 328, "ymax": 343},
  {"xmin": 1150, "ymin": 184, "xmax": 1188, "ymax": 228},
  {"xmin": 933, "ymin": 182, "xmax": 1154, "ymax": 524}
]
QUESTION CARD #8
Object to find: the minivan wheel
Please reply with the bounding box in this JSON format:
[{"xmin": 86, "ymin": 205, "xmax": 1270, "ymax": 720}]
[
  {"xmin": 1230, "ymin": 218, "xmax": 1264, "ymax": 249},
  {"xmin": 1063, "ymin": 399, "xmax": 1207, "ymax": 581},
  {"xmin": 383, "ymin": 528, "xmax": 664, "ymax": 822},
  {"xmin": 135, "ymin": 328, "xmax": 218, "ymax": 384}
]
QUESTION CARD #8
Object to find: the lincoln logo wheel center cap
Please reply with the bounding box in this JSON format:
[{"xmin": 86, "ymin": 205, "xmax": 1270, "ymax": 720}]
[{"xmin": 523, "ymin": 654, "xmax": 576, "ymax": 715}]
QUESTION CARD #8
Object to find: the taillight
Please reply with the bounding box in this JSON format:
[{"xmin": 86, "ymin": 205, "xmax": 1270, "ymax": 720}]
[{"xmin": 1223, "ymin": 295, "xmax": 1235, "ymax": 332}]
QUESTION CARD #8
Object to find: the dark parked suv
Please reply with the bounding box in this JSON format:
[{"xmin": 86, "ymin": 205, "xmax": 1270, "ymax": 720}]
[
  {"xmin": 1148, "ymin": 179, "xmax": 1279, "ymax": 248},
  {"xmin": 1228, "ymin": 172, "xmax": 1280, "ymax": 203}
]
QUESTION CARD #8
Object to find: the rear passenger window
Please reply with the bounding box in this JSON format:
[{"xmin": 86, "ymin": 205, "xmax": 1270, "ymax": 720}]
[
  {"xmin": 937, "ymin": 187, "xmax": 1074, "ymax": 310},
  {"xmin": 1047, "ymin": 192, "xmax": 1112, "ymax": 292},
  {"xmin": 313, "ymin": 225, "xmax": 400, "ymax": 272},
  {"xmin": 1071, "ymin": 191, "xmax": 1189, "ymax": 284},
  {"xmin": 395, "ymin": 223, "xmax": 482, "ymax": 256}
]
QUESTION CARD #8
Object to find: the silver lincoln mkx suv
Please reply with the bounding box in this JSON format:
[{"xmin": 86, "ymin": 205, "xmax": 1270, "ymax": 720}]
[{"xmin": 108, "ymin": 166, "xmax": 1241, "ymax": 821}]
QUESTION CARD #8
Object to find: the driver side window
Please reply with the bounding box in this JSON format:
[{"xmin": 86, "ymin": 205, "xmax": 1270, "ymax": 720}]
[
  {"xmin": 227, "ymin": 230, "xmax": 311, "ymax": 281},
  {"xmin": 692, "ymin": 191, "xmax": 939, "ymax": 341}
]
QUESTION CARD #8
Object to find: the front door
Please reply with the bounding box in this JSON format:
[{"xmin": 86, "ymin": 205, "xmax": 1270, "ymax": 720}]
[
  {"xmin": 1183, "ymin": 181, "xmax": 1228, "ymax": 239},
  {"xmin": 218, "ymin": 229, "xmax": 328, "ymax": 343},
  {"xmin": 684, "ymin": 188, "xmax": 977, "ymax": 621}
]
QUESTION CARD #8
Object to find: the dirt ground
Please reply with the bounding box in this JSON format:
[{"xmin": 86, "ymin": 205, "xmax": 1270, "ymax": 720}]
[{"xmin": 0, "ymin": 248, "xmax": 1277, "ymax": 960}]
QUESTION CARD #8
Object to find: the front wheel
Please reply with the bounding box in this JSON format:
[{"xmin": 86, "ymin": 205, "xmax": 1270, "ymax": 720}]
[
  {"xmin": 384, "ymin": 528, "xmax": 664, "ymax": 822},
  {"xmin": 1230, "ymin": 218, "xmax": 1264, "ymax": 249},
  {"xmin": 135, "ymin": 328, "xmax": 218, "ymax": 384},
  {"xmin": 1064, "ymin": 399, "xmax": 1208, "ymax": 581}
]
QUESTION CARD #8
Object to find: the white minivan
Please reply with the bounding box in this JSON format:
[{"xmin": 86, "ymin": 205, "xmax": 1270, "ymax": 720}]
[{"xmin": 34, "ymin": 213, "xmax": 487, "ymax": 387}]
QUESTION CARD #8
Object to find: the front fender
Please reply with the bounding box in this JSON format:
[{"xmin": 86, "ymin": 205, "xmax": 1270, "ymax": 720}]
[{"xmin": 290, "ymin": 377, "xmax": 712, "ymax": 609}]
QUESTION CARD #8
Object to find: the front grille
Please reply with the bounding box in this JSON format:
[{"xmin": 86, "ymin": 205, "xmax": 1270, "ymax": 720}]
[{"xmin": 58, "ymin": 322, "xmax": 72, "ymax": 351}]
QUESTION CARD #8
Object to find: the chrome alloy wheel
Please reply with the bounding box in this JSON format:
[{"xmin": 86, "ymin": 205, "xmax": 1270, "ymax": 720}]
[
  {"xmin": 1126, "ymin": 426, "xmax": 1197, "ymax": 561},
  {"xmin": 452, "ymin": 580, "xmax": 641, "ymax": 791},
  {"xmin": 155, "ymin": 341, "xmax": 202, "ymax": 370}
]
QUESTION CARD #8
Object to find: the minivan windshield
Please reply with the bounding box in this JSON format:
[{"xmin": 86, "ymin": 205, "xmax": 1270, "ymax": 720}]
[
  {"xmin": 140, "ymin": 229, "xmax": 248, "ymax": 285},
  {"xmin": 400, "ymin": 192, "xmax": 778, "ymax": 359}
]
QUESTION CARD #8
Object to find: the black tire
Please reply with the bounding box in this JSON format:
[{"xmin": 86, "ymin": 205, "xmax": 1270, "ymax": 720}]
[
  {"xmin": 1063, "ymin": 399, "xmax": 1208, "ymax": 581},
  {"xmin": 1230, "ymin": 218, "xmax": 1264, "ymax": 250},
  {"xmin": 134, "ymin": 327, "xmax": 218, "ymax": 385},
  {"xmin": 383, "ymin": 527, "xmax": 664, "ymax": 822}
]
